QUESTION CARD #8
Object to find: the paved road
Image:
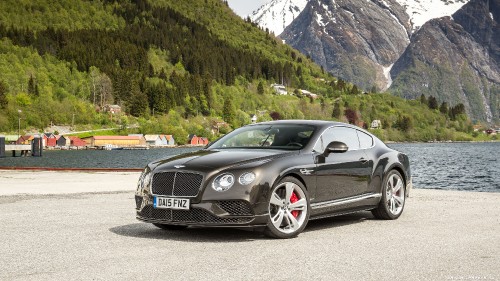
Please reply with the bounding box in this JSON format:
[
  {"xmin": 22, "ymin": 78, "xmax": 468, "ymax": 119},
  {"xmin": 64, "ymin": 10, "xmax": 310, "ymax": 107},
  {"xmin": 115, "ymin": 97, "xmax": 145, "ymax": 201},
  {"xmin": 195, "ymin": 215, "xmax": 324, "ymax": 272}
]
[{"xmin": 0, "ymin": 171, "xmax": 499, "ymax": 280}]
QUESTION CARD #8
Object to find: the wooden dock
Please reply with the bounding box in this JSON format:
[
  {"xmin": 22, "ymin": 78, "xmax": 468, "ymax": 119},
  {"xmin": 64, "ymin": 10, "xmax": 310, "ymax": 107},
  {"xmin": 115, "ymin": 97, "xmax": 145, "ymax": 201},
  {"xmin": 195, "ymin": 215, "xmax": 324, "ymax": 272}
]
[{"xmin": 4, "ymin": 144, "xmax": 32, "ymax": 157}]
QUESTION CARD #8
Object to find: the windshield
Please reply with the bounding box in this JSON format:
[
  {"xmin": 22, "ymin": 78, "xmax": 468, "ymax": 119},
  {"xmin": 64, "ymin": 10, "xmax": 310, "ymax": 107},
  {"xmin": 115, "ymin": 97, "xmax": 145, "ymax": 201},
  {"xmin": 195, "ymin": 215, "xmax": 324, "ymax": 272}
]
[{"xmin": 209, "ymin": 124, "xmax": 316, "ymax": 150}]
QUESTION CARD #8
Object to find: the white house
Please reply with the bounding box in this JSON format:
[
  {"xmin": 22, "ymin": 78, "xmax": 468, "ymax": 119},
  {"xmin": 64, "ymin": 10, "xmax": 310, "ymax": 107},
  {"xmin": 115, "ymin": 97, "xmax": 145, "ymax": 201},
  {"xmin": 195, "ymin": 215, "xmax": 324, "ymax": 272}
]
[
  {"xmin": 144, "ymin": 135, "xmax": 162, "ymax": 146},
  {"xmin": 371, "ymin": 120, "xmax": 382, "ymax": 129}
]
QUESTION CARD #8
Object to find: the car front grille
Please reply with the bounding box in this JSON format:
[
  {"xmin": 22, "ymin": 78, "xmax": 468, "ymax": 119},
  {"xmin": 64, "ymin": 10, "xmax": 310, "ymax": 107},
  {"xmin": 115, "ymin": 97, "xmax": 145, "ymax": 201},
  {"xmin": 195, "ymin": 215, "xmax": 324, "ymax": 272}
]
[
  {"xmin": 216, "ymin": 200, "xmax": 253, "ymax": 215},
  {"xmin": 137, "ymin": 205, "xmax": 252, "ymax": 224},
  {"xmin": 152, "ymin": 172, "xmax": 203, "ymax": 197}
]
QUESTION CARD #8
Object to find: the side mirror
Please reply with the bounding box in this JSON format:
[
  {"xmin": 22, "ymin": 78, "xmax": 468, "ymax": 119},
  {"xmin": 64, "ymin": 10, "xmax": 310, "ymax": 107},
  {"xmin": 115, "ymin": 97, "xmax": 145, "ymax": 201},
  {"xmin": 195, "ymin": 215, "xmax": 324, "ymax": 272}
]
[{"xmin": 324, "ymin": 141, "xmax": 348, "ymax": 155}]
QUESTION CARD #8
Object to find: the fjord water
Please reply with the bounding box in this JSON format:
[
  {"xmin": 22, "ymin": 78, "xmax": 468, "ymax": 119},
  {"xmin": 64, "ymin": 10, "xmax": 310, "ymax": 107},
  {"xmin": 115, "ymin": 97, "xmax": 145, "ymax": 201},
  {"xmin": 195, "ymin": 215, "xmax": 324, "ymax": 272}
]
[
  {"xmin": 0, "ymin": 143, "xmax": 498, "ymax": 192},
  {"xmin": 389, "ymin": 142, "xmax": 499, "ymax": 192}
]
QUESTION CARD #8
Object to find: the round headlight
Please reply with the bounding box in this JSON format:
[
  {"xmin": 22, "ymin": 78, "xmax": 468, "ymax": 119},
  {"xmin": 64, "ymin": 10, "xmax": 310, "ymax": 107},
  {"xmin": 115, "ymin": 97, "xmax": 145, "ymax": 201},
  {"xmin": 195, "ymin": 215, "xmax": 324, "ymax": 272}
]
[
  {"xmin": 212, "ymin": 173, "xmax": 235, "ymax": 192},
  {"xmin": 239, "ymin": 172, "xmax": 256, "ymax": 185}
]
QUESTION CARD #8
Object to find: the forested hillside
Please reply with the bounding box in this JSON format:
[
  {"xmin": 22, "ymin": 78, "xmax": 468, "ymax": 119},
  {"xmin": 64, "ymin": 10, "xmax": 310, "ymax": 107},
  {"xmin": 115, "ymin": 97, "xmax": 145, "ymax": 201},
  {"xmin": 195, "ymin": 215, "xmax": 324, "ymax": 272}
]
[{"xmin": 0, "ymin": 0, "xmax": 484, "ymax": 143}]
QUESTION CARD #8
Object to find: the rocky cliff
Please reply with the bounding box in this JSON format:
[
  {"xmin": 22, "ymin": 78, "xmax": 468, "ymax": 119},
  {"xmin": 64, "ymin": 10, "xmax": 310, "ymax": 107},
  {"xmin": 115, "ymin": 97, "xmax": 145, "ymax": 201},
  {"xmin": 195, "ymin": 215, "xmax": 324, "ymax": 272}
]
[
  {"xmin": 280, "ymin": 0, "xmax": 411, "ymax": 91},
  {"xmin": 390, "ymin": 0, "xmax": 499, "ymax": 122}
]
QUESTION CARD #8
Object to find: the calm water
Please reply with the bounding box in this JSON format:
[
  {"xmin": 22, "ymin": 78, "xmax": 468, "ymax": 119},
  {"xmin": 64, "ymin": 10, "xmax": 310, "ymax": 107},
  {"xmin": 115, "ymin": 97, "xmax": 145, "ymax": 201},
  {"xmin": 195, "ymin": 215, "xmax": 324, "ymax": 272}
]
[
  {"xmin": 389, "ymin": 142, "xmax": 499, "ymax": 192},
  {"xmin": 1, "ymin": 143, "xmax": 498, "ymax": 192}
]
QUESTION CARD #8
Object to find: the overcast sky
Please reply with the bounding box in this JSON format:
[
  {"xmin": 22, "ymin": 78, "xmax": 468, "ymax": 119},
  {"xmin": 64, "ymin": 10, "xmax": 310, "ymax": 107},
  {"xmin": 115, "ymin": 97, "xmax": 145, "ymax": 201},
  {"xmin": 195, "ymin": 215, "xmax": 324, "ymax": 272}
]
[{"xmin": 226, "ymin": 0, "xmax": 269, "ymax": 17}]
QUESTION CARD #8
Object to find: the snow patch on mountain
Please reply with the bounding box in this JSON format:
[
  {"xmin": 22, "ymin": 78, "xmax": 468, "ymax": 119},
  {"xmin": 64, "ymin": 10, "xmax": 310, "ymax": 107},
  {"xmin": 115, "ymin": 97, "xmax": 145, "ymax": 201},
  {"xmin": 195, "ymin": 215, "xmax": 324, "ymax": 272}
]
[
  {"xmin": 395, "ymin": 0, "xmax": 470, "ymax": 32},
  {"xmin": 249, "ymin": 0, "xmax": 309, "ymax": 35}
]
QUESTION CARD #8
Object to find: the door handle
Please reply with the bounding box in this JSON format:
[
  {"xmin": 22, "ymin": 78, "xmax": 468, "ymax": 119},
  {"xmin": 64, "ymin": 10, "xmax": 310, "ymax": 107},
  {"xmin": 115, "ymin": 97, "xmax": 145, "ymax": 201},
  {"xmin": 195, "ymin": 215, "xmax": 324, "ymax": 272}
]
[{"xmin": 359, "ymin": 158, "xmax": 369, "ymax": 164}]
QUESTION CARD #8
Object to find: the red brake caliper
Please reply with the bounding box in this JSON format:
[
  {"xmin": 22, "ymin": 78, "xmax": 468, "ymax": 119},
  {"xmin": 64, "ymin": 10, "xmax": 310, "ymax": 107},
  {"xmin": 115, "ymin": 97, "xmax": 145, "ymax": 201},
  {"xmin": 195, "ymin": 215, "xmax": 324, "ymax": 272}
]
[{"xmin": 290, "ymin": 192, "xmax": 299, "ymax": 218}]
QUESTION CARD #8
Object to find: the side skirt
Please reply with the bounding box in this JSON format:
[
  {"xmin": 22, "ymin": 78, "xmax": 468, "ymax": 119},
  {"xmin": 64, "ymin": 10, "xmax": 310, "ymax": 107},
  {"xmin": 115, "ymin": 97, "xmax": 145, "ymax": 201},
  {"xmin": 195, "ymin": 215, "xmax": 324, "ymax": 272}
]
[{"xmin": 310, "ymin": 193, "xmax": 381, "ymax": 217}]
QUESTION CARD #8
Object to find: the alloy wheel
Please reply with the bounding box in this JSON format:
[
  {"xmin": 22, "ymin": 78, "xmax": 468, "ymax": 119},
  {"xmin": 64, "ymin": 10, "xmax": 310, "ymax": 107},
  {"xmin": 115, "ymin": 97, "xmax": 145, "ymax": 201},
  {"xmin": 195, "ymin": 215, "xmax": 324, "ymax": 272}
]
[{"xmin": 268, "ymin": 181, "xmax": 308, "ymax": 235}]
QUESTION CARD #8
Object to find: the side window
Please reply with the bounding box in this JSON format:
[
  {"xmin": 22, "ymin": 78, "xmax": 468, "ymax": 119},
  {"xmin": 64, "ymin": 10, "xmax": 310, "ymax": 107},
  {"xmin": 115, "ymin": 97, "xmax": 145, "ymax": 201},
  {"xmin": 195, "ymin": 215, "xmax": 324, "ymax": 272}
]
[
  {"xmin": 314, "ymin": 127, "xmax": 360, "ymax": 152},
  {"xmin": 357, "ymin": 131, "xmax": 373, "ymax": 149}
]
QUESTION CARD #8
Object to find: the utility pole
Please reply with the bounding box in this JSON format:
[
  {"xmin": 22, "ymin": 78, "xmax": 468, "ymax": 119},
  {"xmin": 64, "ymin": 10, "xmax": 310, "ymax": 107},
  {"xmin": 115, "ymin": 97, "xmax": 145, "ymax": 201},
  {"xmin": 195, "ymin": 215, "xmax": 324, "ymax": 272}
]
[
  {"xmin": 17, "ymin": 109, "xmax": 22, "ymax": 140},
  {"xmin": 72, "ymin": 113, "xmax": 75, "ymax": 129}
]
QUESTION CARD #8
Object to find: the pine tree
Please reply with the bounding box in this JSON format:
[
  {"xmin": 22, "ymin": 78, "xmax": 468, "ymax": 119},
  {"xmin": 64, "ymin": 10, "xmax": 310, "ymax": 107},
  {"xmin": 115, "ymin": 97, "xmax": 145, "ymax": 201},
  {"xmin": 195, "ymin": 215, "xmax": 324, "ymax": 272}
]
[
  {"xmin": 428, "ymin": 96, "xmax": 438, "ymax": 110},
  {"xmin": 0, "ymin": 80, "xmax": 7, "ymax": 109},
  {"xmin": 222, "ymin": 96, "xmax": 235, "ymax": 125},
  {"xmin": 420, "ymin": 94, "xmax": 427, "ymax": 105},
  {"xmin": 257, "ymin": 81, "xmax": 264, "ymax": 95},
  {"xmin": 439, "ymin": 102, "xmax": 448, "ymax": 115},
  {"xmin": 332, "ymin": 101, "xmax": 341, "ymax": 119}
]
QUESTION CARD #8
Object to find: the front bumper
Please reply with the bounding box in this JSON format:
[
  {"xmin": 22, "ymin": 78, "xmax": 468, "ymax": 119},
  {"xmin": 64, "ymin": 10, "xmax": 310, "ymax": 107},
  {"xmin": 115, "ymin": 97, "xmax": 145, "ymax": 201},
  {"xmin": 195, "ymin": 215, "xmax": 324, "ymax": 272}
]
[{"xmin": 135, "ymin": 195, "xmax": 268, "ymax": 227}]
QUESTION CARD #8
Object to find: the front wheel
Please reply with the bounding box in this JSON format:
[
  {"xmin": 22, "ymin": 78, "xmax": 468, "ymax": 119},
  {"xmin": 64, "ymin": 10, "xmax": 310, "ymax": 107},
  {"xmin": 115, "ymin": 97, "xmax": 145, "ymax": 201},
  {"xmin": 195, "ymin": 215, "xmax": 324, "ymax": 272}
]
[
  {"xmin": 372, "ymin": 170, "xmax": 406, "ymax": 220},
  {"xmin": 264, "ymin": 177, "xmax": 310, "ymax": 239}
]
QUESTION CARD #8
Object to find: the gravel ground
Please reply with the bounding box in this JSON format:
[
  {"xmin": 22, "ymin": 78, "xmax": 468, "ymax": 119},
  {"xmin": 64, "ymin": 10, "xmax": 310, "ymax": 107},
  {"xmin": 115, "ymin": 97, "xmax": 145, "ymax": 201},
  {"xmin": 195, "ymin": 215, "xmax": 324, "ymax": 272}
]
[{"xmin": 0, "ymin": 171, "xmax": 499, "ymax": 280}]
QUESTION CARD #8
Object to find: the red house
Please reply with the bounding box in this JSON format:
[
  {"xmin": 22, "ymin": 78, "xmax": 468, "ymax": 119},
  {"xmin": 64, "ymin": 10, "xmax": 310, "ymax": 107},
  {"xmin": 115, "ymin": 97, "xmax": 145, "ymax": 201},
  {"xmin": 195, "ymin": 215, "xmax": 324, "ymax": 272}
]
[
  {"xmin": 198, "ymin": 137, "xmax": 209, "ymax": 145},
  {"xmin": 69, "ymin": 136, "xmax": 86, "ymax": 147},
  {"xmin": 188, "ymin": 134, "xmax": 199, "ymax": 145},
  {"xmin": 43, "ymin": 133, "xmax": 57, "ymax": 147}
]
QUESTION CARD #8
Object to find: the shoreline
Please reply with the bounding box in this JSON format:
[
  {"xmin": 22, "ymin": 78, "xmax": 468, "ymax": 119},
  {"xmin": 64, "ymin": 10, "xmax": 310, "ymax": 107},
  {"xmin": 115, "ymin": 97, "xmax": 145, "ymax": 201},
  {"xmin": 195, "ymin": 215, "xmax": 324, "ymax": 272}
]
[{"xmin": 0, "ymin": 170, "xmax": 498, "ymax": 195}]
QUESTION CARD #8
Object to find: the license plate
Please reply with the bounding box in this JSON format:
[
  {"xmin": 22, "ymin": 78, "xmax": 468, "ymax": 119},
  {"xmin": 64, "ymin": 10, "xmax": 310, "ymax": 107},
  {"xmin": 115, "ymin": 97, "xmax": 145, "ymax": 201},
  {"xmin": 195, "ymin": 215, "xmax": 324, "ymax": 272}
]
[{"xmin": 153, "ymin": 197, "xmax": 190, "ymax": 210}]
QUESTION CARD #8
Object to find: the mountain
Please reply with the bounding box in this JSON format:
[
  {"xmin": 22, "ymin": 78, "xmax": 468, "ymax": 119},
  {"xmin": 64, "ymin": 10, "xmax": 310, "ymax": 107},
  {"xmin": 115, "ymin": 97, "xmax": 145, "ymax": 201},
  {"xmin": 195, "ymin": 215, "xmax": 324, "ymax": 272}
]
[
  {"xmin": 251, "ymin": 0, "xmax": 498, "ymax": 122},
  {"xmin": 390, "ymin": 0, "xmax": 500, "ymax": 123},
  {"xmin": 280, "ymin": 0, "xmax": 411, "ymax": 91},
  {"xmin": 251, "ymin": 0, "xmax": 469, "ymax": 36},
  {"xmin": 249, "ymin": 0, "xmax": 309, "ymax": 36}
]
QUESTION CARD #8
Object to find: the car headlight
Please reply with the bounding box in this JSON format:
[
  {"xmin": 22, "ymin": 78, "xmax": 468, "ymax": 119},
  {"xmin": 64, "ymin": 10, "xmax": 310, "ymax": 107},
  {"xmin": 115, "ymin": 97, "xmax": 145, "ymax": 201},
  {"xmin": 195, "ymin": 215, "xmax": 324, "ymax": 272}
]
[
  {"xmin": 212, "ymin": 173, "xmax": 235, "ymax": 192},
  {"xmin": 239, "ymin": 172, "xmax": 256, "ymax": 185},
  {"xmin": 137, "ymin": 167, "xmax": 152, "ymax": 191}
]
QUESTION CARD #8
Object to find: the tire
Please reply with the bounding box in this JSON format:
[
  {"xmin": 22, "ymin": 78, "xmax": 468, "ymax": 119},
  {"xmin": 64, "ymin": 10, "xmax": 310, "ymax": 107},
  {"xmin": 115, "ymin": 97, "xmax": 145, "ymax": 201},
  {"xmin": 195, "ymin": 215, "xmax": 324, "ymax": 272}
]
[
  {"xmin": 264, "ymin": 177, "xmax": 310, "ymax": 239},
  {"xmin": 372, "ymin": 170, "xmax": 406, "ymax": 220},
  {"xmin": 153, "ymin": 223, "xmax": 188, "ymax": 230}
]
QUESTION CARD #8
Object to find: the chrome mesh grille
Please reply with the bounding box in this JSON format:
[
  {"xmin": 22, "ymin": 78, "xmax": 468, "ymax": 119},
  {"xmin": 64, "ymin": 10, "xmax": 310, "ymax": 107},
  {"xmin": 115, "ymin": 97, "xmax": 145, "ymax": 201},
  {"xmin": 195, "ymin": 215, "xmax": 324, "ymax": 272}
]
[
  {"xmin": 216, "ymin": 201, "xmax": 253, "ymax": 215},
  {"xmin": 138, "ymin": 205, "xmax": 251, "ymax": 224},
  {"xmin": 152, "ymin": 172, "xmax": 203, "ymax": 197}
]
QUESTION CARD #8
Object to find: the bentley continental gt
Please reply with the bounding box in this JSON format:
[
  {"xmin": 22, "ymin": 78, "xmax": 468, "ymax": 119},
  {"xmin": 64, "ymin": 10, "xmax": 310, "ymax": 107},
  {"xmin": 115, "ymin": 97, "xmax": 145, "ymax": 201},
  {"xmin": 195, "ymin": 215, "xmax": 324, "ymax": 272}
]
[{"xmin": 135, "ymin": 120, "xmax": 411, "ymax": 238}]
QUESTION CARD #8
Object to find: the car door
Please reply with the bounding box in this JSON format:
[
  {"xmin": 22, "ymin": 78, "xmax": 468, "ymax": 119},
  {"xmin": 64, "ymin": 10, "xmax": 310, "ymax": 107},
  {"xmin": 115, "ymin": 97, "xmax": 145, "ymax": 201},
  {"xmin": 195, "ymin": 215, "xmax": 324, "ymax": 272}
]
[{"xmin": 313, "ymin": 126, "xmax": 373, "ymax": 202}]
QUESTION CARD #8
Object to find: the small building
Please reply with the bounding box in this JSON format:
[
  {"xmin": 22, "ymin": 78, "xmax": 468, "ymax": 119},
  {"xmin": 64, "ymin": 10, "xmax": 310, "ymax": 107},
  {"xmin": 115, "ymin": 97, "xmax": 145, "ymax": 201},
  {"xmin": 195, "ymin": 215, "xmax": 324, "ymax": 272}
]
[
  {"xmin": 43, "ymin": 133, "xmax": 57, "ymax": 147},
  {"xmin": 188, "ymin": 134, "xmax": 199, "ymax": 145},
  {"xmin": 158, "ymin": 135, "xmax": 168, "ymax": 146},
  {"xmin": 198, "ymin": 137, "xmax": 209, "ymax": 146},
  {"xmin": 69, "ymin": 136, "xmax": 86, "ymax": 147},
  {"xmin": 83, "ymin": 136, "xmax": 146, "ymax": 147},
  {"xmin": 271, "ymin": 84, "xmax": 287, "ymax": 95},
  {"xmin": 250, "ymin": 114, "xmax": 257, "ymax": 123},
  {"xmin": 17, "ymin": 135, "xmax": 34, "ymax": 145},
  {"xmin": 4, "ymin": 135, "xmax": 19, "ymax": 144},
  {"xmin": 371, "ymin": 120, "xmax": 382, "ymax": 129},
  {"xmin": 144, "ymin": 135, "xmax": 162, "ymax": 146},
  {"xmin": 165, "ymin": 135, "xmax": 175, "ymax": 146},
  {"xmin": 56, "ymin": 135, "xmax": 70, "ymax": 147}
]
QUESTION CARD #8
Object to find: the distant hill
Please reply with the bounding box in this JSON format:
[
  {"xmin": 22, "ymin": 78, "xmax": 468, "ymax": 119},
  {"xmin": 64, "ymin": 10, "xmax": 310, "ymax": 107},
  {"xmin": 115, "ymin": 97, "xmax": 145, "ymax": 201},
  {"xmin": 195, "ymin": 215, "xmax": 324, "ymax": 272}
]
[{"xmin": 0, "ymin": 0, "xmax": 479, "ymax": 142}]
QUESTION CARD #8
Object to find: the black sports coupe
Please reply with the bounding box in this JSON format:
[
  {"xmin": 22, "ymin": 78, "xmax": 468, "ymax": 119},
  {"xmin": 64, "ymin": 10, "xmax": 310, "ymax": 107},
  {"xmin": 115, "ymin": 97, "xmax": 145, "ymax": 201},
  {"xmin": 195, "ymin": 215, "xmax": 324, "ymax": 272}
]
[{"xmin": 135, "ymin": 120, "xmax": 411, "ymax": 238}]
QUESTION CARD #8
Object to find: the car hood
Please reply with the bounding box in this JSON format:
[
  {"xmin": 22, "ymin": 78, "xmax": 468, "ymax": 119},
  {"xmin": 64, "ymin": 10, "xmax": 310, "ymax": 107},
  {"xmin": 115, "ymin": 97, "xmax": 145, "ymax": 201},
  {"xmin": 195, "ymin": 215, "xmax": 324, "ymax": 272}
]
[{"xmin": 150, "ymin": 149, "xmax": 294, "ymax": 172}]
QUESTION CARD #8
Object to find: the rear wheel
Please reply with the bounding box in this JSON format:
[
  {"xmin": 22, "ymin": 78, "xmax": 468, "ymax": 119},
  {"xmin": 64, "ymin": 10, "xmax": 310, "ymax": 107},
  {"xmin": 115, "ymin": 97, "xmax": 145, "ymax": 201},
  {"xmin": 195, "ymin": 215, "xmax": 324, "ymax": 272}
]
[
  {"xmin": 264, "ymin": 177, "xmax": 310, "ymax": 239},
  {"xmin": 372, "ymin": 170, "xmax": 406, "ymax": 220},
  {"xmin": 153, "ymin": 223, "xmax": 188, "ymax": 230}
]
